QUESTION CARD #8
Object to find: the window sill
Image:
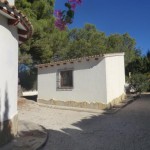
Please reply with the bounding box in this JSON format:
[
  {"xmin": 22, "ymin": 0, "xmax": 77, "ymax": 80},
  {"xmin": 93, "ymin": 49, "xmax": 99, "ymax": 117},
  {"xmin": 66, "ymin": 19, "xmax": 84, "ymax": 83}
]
[{"xmin": 57, "ymin": 87, "xmax": 73, "ymax": 91}]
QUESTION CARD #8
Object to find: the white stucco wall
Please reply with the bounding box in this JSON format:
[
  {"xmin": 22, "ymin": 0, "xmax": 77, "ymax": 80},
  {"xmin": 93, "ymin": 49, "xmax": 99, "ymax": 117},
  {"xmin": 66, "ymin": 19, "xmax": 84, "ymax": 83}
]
[
  {"xmin": 38, "ymin": 53, "xmax": 125, "ymax": 104},
  {"xmin": 38, "ymin": 58, "xmax": 108, "ymax": 104},
  {"xmin": 0, "ymin": 14, "xmax": 18, "ymax": 122},
  {"xmin": 105, "ymin": 53, "xmax": 125, "ymax": 103}
]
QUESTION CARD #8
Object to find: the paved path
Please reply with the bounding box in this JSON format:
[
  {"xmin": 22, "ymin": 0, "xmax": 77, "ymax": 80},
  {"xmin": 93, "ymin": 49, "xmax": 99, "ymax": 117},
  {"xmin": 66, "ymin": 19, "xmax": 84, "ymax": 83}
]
[{"xmin": 41, "ymin": 94, "xmax": 150, "ymax": 150}]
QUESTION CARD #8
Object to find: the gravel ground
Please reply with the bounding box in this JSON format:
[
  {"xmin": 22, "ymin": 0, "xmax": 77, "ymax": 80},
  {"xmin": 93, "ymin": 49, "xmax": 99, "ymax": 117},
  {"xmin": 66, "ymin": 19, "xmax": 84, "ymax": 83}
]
[
  {"xmin": 18, "ymin": 94, "xmax": 150, "ymax": 150},
  {"xmin": 18, "ymin": 99, "xmax": 101, "ymax": 132}
]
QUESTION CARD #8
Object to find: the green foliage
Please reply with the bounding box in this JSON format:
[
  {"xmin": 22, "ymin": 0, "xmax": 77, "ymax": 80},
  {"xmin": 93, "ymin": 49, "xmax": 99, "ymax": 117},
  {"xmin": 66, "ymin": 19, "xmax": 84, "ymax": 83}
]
[
  {"xmin": 16, "ymin": 0, "xmax": 139, "ymax": 65},
  {"xmin": 63, "ymin": 24, "xmax": 107, "ymax": 59},
  {"xmin": 19, "ymin": 68, "xmax": 37, "ymax": 91},
  {"xmin": 16, "ymin": 0, "xmax": 141, "ymax": 65},
  {"xmin": 16, "ymin": 0, "xmax": 58, "ymax": 64},
  {"xmin": 125, "ymin": 50, "xmax": 150, "ymax": 93},
  {"xmin": 126, "ymin": 52, "xmax": 150, "ymax": 76},
  {"xmin": 129, "ymin": 73, "xmax": 149, "ymax": 92},
  {"xmin": 19, "ymin": 51, "xmax": 33, "ymax": 65},
  {"xmin": 16, "ymin": 1, "xmax": 150, "ymax": 93},
  {"xmin": 106, "ymin": 33, "xmax": 137, "ymax": 66},
  {"xmin": 126, "ymin": 58, "xmax": 143, "ymax": 75}
]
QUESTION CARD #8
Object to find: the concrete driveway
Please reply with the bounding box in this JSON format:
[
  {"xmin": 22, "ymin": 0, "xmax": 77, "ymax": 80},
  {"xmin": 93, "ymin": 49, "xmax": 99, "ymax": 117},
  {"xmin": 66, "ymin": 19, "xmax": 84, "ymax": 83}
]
[{"xmin": 18, "ymin": 94, "xmax": 150, "ymax": 150}]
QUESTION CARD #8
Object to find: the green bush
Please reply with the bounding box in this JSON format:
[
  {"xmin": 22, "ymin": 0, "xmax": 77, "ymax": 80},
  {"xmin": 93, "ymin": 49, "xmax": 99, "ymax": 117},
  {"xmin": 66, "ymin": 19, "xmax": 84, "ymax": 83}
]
[
  {"xmin": 19, "ymin": 68, "xmax": 37, "ymax": 91},
  {"xmin": 129, "ymin": 73, "xmax": 149, "ymax": 93}
]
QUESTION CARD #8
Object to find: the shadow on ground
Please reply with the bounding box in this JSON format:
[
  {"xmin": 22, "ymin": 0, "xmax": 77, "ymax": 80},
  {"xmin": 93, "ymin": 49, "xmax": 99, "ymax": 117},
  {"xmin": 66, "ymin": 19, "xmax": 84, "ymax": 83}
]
[
  {"xmin": 1, "ymin": 121, "xmax": 48, "ymax": 150},
  {"xmin": 41, "ymin": 94, "xmax": 150, "ymax": 150},
  {"xmin": 0, "ymin": 84, "xmax": 47, "ymax": 149},
  {"xmin": 22, "ymin": 95, "xmax": 37, "ymax": 102},
  {"xmin": 2, "ymin": 94, "xmax": 150, "ymax": 150}
]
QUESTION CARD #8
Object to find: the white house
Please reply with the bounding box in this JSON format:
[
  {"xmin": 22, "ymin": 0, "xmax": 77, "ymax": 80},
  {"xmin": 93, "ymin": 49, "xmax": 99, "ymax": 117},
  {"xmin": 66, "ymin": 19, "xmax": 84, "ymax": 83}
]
[
  {"xmin": 37, "ymin": 52, "xmax": 125, "ymax": 109},
  {"xmin": 0, "ymin": 0, "xmax": 32, "ymax": 146}
]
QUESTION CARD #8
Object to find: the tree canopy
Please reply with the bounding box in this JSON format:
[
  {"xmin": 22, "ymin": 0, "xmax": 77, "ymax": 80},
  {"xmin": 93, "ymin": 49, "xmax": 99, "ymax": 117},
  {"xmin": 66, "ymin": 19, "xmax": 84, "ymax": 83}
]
[
  {"xmin": 16, "ymin": 0, "xmax": 139, "ymax": 65},
  {"xmin": 16, "ymin": 0, "xmax": 150, "ymax": 92}
]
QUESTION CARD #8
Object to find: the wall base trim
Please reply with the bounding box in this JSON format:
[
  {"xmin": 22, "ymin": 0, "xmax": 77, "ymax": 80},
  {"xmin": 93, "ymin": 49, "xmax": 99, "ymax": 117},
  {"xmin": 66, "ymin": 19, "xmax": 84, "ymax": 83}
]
[
  {"xmin": 38, "ymin": 94, "xmax": 126, "ymax": 110},
  {"xmin": 0, "ymin": 114, "xmax": 18, "ymax": 147}
]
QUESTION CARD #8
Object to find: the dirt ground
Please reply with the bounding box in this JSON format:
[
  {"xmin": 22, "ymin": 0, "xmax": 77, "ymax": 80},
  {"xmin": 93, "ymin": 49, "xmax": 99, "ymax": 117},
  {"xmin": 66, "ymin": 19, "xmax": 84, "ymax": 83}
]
[{"xmin": 18, "ymin": 94, "xmax": 150, "ymax": 150}]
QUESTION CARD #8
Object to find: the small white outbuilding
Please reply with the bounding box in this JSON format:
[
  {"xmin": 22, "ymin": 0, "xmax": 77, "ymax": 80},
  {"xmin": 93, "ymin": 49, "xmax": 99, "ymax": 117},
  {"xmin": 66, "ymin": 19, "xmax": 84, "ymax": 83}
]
[
  {"xmin": 0, "ymin": 0, "xmax": 32, "ymax": 146},
  {"xmin": 37, "ymin": 52, "xmax": 125, "ymax": 109}
]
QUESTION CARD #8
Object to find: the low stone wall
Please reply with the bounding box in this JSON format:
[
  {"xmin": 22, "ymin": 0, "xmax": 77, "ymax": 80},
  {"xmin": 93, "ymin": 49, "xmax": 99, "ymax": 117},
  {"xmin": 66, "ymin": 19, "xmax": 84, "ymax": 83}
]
[
  {"xmin": 38, "ymin": 94, "xmax": 126, "ymax": 110},
  {"xmin": 0, "ymin": 114, "xmax": 18, "ymax": 147}
]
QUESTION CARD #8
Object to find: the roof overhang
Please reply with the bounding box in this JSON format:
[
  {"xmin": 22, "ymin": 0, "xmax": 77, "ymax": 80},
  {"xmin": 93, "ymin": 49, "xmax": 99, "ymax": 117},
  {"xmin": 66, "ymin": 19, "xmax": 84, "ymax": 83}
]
[
  {"xmin": 0, "ymin": 0, "xmax": 33, "ymax": 44},
  {"xmin": 36, "ymin": 55, "xmax": 103, "ymax": 69},
  {"xmin": 36, "ymin": 52, "xmax": 125, "ymax": 69}
]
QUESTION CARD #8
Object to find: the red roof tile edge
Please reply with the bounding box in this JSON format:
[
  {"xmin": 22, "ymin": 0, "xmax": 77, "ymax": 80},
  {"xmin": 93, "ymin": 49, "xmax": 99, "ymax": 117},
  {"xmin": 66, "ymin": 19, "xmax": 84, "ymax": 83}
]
[
  {"xmin": 0, "ymin": 0, "xmax": 33, "ymax": 40},
  {"xmin": 36, "ymin": 54, "xmax": 103, "ymax": 68},
  {"xmin": 36, "ymin": 52, "xmax": 125, "ymax": 68}
]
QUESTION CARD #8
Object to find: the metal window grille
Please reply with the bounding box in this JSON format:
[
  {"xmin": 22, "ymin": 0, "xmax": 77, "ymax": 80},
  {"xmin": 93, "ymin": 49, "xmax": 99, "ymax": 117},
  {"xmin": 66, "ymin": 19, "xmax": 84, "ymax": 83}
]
[{"xmin": 57, "ymin": 70, "xmax": 73, "ymax": 89}]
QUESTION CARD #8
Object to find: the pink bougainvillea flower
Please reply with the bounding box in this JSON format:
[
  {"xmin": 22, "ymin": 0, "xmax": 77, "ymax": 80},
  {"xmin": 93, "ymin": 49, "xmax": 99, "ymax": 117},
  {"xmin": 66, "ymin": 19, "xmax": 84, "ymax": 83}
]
[
  {"xmin": 68, "ymin": 0, "xmax": 75, "ymax": 2},
  {"xmin": 54, "ymin": 10, "xmax": 62, "ymax": 18},
  {"xmin": 54, "ymin": 0, "xmax": 82, "ymax": 30},
  {"xmin": 71, "ymin": 3, "xmax": 76, "ymax": 10},
  {"xmin": 69, "ymin": 0, "xmax": 82, "ymax": 5},
  {"xmin": 75, "ymin": 0, "xmax": 82, "ymax": 5},
  {"xmin": 55, "ymin": 18, "xmax": 66, "ymax": 30}
]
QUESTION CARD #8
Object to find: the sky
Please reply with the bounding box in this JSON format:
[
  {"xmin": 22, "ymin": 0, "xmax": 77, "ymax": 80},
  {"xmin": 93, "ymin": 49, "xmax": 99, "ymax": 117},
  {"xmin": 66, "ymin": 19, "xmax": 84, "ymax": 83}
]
[{"xmin": 55, "ymin": 0, "xmax": 150, "ymax": 55}]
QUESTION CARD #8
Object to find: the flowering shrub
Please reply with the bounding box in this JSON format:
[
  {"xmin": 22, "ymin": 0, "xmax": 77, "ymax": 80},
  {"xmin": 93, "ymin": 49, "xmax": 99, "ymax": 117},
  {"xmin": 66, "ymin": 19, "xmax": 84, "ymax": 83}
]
[{"xmin": 54, "ymin": 0, "xmax": 82, "ymax": 30}]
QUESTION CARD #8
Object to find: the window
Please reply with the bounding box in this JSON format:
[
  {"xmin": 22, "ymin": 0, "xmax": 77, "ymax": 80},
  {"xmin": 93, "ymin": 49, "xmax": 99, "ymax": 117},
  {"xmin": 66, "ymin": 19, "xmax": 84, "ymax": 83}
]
[{"xmin": 57, "ymin": 70, "xmax": 73, "ymax": 89}]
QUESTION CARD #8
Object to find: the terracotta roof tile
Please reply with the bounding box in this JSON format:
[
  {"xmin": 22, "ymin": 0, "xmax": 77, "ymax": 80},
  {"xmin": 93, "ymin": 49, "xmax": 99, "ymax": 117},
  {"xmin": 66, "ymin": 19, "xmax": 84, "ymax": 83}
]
[
  {"xmin": 0, "ymin": 0, "xmax": 33, "ymax": 41},
  {"xmin": 36, "ymin": 52, "xmax": 125, "ymax": 68},
  {"xmin": 37, "ymin": 54, "xmax": 103, "ymax": 68}
]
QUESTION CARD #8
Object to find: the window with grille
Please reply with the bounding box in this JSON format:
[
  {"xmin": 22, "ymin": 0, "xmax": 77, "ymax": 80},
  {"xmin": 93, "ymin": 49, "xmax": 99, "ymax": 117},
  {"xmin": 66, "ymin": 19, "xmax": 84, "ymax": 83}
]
[{"xmin": 57, "ymin": 70, "xmax": 73, "ymax": 89}]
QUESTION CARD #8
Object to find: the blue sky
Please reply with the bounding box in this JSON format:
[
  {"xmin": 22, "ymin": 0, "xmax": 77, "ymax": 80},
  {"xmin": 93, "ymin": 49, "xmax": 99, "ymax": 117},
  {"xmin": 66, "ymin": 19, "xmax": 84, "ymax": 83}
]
[{"xmin": 55, "ymin": 0, "xmax": 150, "ymax": 55}]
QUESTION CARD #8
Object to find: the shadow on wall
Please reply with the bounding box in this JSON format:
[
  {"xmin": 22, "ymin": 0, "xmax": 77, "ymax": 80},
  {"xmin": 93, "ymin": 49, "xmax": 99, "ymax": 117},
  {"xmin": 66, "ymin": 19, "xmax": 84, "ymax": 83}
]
[
  {"xmin": 38, "ymin": 57, "xmax": 104, "ymax": 75},
  {"xmin": 0, "ymin": 85, "xmax": 14, "ymax": 146}
]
